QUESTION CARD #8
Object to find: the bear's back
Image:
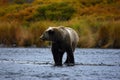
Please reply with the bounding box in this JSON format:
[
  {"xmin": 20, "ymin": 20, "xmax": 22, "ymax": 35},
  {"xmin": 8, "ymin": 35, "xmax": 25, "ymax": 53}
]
[{"xmin": 65, "ymin": 27, "xmax": 79, "ymax": 43}]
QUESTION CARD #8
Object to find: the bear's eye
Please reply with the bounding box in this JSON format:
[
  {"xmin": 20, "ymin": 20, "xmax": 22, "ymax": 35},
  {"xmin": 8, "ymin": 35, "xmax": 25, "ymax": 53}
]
[{"xmin": 48, "ymin": 29, "xmax": 54, "ymax": 35}]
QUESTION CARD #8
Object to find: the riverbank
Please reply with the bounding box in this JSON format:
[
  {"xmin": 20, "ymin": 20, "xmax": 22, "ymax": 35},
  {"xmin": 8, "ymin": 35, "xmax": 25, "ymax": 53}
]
[{"xmin": 0, "ymin": 0, "xmax": 120, "ymax": 48}]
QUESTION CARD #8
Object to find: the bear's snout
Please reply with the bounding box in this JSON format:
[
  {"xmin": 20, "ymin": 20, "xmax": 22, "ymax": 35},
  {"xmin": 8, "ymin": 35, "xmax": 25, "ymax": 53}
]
[{"xmin": 40, "ymin": 35, "xmax": 45, "ymax": 41}]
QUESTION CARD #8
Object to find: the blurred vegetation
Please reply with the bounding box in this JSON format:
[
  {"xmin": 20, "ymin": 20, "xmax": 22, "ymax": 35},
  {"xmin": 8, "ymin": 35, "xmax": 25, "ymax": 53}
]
[
  {"xmin": 34, "ymin": 2, "xmax": 75, "ymax": 21},
  {"xmin": 0, "ymin": 0, "xmax": 120, "ymax": 48}
]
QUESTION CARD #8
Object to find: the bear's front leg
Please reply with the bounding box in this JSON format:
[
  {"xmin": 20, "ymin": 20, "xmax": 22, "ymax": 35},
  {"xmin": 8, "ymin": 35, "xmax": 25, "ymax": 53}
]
[{"xmin": 51, "ymin": 43, "xmax": 64, "ymax": 66}]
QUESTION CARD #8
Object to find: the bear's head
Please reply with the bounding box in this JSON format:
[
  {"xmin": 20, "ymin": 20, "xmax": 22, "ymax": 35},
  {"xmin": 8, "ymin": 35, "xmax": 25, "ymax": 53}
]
[{"xmin": 40, "ymin": 27, "xmax": 63, "ymax": 42}]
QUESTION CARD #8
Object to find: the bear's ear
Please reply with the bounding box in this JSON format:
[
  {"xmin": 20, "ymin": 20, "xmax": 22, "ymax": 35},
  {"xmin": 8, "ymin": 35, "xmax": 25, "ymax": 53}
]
[{"xmin": 48, "ymin": 29, "xmax": 54, "ymax": 34}]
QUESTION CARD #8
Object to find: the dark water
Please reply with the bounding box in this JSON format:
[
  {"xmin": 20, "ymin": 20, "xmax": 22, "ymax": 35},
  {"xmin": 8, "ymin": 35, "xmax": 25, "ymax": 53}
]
[{"xmin": 0, "ymin": 48, "xmax": 120, "ymax": 80}]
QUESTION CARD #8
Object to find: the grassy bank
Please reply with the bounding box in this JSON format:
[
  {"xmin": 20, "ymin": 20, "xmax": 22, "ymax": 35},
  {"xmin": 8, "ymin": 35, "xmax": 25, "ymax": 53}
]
[{"xmin": 0, "ymin": 0, "xmax": 120, "ymax": 48}]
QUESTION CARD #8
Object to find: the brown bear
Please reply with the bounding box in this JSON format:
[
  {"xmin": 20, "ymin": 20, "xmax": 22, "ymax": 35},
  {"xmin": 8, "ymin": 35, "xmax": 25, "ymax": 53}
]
[{"xmin": 40, "ymin": 26, "xmax": 79, "ymax": 66}]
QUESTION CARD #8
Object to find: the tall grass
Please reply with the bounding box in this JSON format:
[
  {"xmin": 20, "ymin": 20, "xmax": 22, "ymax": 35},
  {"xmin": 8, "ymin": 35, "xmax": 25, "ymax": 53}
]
[
  {"xmin": 0, "ymin": 21, "xmax": 19, "ymax": 46},
  {"xmin": 0, "ymin": 18, "xmax": 120, "ymax": 48},
  {"xmin": 97, "ymin": 21, "xmax": 120, "ymax": 48},
  {"xmin": 113, "ymin": 24, "xmax": 120, "ymax": 48}
]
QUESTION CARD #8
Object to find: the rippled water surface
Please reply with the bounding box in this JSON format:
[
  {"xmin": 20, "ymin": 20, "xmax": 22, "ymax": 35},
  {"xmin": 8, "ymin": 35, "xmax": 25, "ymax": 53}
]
[{"xmin": 0, "ymin": 48, "xmax": 120, "ymax": 80}]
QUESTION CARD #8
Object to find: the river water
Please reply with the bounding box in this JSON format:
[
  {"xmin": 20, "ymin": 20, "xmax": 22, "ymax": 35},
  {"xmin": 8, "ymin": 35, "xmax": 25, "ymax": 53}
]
[{"xmin": 0, "ymin": 48, "xmax": 120, "ymax": 80}]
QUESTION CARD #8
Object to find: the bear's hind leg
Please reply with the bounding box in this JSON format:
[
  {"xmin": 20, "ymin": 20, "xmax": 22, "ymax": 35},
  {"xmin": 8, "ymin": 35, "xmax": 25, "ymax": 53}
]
[
  {"xmin": 65, "ymin": 47, "xmax": 75, "ymax": 66},
  {"xmin": 64, "ymin": 56, "xmax": 69, "ymax": 64}
]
